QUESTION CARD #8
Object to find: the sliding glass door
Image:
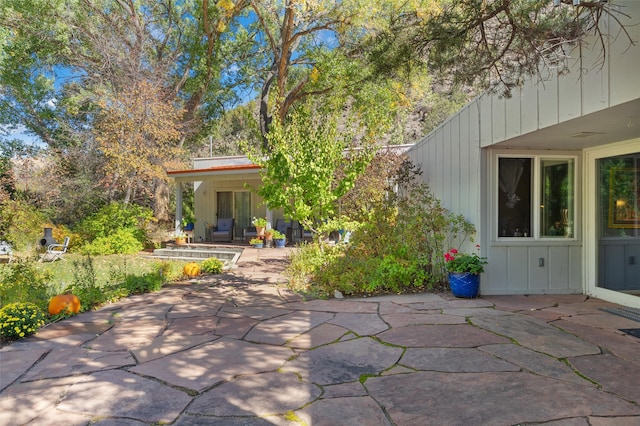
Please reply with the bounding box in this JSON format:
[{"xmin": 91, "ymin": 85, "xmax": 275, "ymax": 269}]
[{"xmin": 596, "ymin": 152, "xmax": 640, "ymax": 295}]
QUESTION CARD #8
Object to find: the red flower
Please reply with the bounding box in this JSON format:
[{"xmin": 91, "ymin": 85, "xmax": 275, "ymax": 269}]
[{"xmin": 449, "ymin": 248, "xmax": 458, "ymax": 254}]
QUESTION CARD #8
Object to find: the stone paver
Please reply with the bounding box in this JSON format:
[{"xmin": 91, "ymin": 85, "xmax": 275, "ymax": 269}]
[
  {"xmin": 187, "ymin": 371, "xmax": 322, "ymax": 416},
  {"xmin": 327, "ymin": 312, "xmax": 389, "ymax": 336},
  {"xmin": 130, "ymin": 337, "xmax": 293, "ymax": 392},
  {"xmin": 1, "ymin": 247, "xmax": 640, "ymax": 425},
  {"xmin": 400, "ymin": 347, "xmax": 520, "ymax": 372},
  {"xmin": 568, "ymin": 354, "xmax": 640, "ymax": 403},
  {"xmin": 282, "ymin": 337, "xmax": 403, "ymax": 385},
  {"xmin": 296, "ymin": 396, "xmax": 392, "ymax": 426},
  {"xmin": 21, "ymin": 347, "xmax": 135, "ymax": 381},
  {"xmin": 377, "ymin": 324, "xmax": 510, "ymax": 347},
  {"xmin": 0, "ymin": 349, "xmax": 47, "ymax": 391},
  {"xmin": 480, "ymin": 343, "xmax": 592, "ymax": 385},
  {"xmin": 471, "ymin": 314, "xmax": 602, "ymax": 358},
  {"xmin": 57, "ymin": 370, "xmax": 192, "ymax": 423},
  {"xmin": 244, "ymin": 310, "xmax": 334, "ymax": 345},
  {"xmin": 365, "ymin": 371, "xmax": 640, "ymax": 425}
]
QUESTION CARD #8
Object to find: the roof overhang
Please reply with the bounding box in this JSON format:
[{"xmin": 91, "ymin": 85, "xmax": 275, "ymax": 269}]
[
  {"xmin": 494, "ymin": 97, "xmax": 640, "ymax": 150},
  {"xmin": 167, "ymin": 163, "xmax": 261, "ymax": 181}
]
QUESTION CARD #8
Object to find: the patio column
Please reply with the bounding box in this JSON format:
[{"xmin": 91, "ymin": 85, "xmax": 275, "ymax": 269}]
[
  {"xmin": 266, "ymin": 208, "xmax": 273, "ymax": 230},
  {"xmin": 175, "ymin": 182, "xmax": 183, "ymax": 235}
]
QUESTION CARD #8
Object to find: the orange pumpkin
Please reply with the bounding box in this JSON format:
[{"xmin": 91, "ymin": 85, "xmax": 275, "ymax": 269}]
[
  {"xmin": 183, "ymin": 262, "xmax": 201, "ymax": 277},
  {"xmin": 48, "ymin": 294, "xmax": 81, "ymax": 315}
]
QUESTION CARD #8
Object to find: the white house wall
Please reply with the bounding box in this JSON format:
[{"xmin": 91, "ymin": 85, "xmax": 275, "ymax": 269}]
[
  {"xmin": 477, "ymin": 1, "xmax": 639, "ymax": 149},
  {"xmin": 407, "ymin": 0, "xmax": 640, "ymax": 295},
  {"xmin": 408, "ymin": 102, "xmax": 483, "ymax": 246}
]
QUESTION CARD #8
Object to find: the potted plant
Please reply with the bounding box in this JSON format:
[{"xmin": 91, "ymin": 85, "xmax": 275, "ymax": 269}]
[
  {"xmin": 252, "ymin": 217, "xmax": 268, "ymax": 236},
  {"xmin": 444, "ymin": 246, "xmax": 487, "ymax": 298},
  {"xmin": 272, "ymin": 230, "xmax": 286, "ymax": 248},
  {"xmin": 249, "ymin": 237, "xmax": 264, "ymax": 248},
  {"xmin": 174, "ymin": 232, "xmax": 187, "ymax": 246}
]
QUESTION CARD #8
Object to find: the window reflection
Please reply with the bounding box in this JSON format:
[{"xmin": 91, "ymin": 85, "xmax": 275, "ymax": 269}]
[
  {"xmin": 498, "ymin": 158, "xmax": 531, "ymax": 237},
  {"xmin": 540, "ymin": 159, "xmax": 575, "ymax": 238}
]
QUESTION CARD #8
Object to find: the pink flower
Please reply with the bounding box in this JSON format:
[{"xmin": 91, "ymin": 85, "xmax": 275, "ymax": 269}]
[{"xmin": 449, "ymin": 248, "xmax": 458, "ymax": 254}]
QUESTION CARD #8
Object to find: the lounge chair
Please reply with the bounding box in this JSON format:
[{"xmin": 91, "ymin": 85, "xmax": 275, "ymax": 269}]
[
  {"xmin": 211, "ymin": 218, "xmax": 234, "ymax": 242},
  {"xmin": 0, "ymin": 241, "xmax": 13, "ymax": 263},
  {"xmin": 40, "ymin": 236, "xmax": 70, "ymax": 262}
]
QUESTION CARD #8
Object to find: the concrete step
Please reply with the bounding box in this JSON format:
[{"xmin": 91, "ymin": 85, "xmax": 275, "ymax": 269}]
[{"xmin": 152, "ymin": 247, "xmax": 243, "ymax": 264}]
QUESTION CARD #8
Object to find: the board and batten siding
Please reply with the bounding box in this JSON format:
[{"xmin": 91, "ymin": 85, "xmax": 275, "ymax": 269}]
[
  {"xmin": 406, "ymin": 101, "xmax": 482, "ymax": 250},
  {"xmin": 407, "ymin": 0, "xmax": 639, "ymax": 295}
]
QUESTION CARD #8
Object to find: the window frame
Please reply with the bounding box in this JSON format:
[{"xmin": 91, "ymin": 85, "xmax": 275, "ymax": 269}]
[{"xmin": 494, "ymin": 152, "xmax": 579, "ymax": 242}]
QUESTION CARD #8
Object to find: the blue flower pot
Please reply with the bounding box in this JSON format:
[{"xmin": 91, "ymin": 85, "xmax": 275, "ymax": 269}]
[
  {"xmin": 448, "ymin": 272, "xmax": 480, "ymax": 298},
  {"xmin": 274, "ymin": 238, "xmax": 286, "ymax": 248}
]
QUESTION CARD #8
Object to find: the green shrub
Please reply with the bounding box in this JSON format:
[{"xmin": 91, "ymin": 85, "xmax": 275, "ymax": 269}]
[
  {"xmin": 0, "ymin": 200, "xmax": 47, "ymax": 251},
  {"xmin": 0, "ymin": 302, "xmax": 46, "ymax": 341},
  {"xmin": 153, "ymin": 261, "xmax": 183, "ymax": 282},
  {"xmin": 67, "ymin": 255, "xmax": 104, "ymax": 311},
  {"xmin": 0, "ymin": 260, "xmax": 51, "ymax": 310},
  {"xmin": 81, "ymin": 228, "xmax": 144, "ymax": 255},
  {"xmin": 287, "ymin": 164, "xmax": 476, "ymax": 297},
  {"xmin": 76, "ymin": 202, "xmax": 154, "ymax": 241},
  {"xmin": 120, "ymin": 273, "xmax": 163, "ymax": 294},
  {"xmin": 201, "ymin": 257, "xmax": 224, "ymax": 274}
]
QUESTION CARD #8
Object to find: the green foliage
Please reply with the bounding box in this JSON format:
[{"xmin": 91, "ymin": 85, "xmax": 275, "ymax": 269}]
[
  {"xmin": 287, "ymin": 161, "xmax": 477, "ymax": 297},
  {"xmin": 246, "ymin": 105, "xmax": 373, "ymax": 231},
  {"xmin": 76, "ymin": 202, "xmax": 153, "ymax": 242},
  {"xmin": 81, "ymin": 228, "xmax": 144, "ymax": 255},
  {"xmin": 67, "ymin": 255, "xmax": 102, "ymax": 311},
  {"xmin": 201, "ymin": 257, "xmax": 224, "ymax": 274},
  {"xmin": 120, "ymin": 273, "xmax": 163, "ymax": 294},
  {"xmin": 0, "ymin": 200, "xmax": 47, "ymax": 251},
  {"xmin": 65, "ymin": 255, "xmax": 166, "ymax": 311},
  {"xmin": 0, "ymin": 260, "xmax": 51, "ymax": 310},
  {"xmin": 270, "ymin": 230, "xmax": 285, "ymax": 240},
  {"xmin": 0, "ymin": 302, "xmax": 46, "ymax": 341},
  {"xmin": 444, "ymin": 248, "xmax": 487, "ymax": 274},
  {"xmin": 153, "ymin": 260, "xmax": 182, "ymax": 282}
]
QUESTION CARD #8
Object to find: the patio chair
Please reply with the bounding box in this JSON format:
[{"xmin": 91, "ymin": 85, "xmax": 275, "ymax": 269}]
[
  {"xmin": 301, "ymin": 226, "xmax": 314, "ymax": 242},
  {"xmin": 211, "ymin": 218, "xmax": 234, "ymax": 242},
  {"xmin": 40, "ymin": 236, "xmax": 70, "ymax": 262},
  {"xmin": 0, "ymin": 241, "xmax": 13, "ymax": 263},
  {"xmin": 243, "ymin": 226, "xmax": 257, "ymax": 241}
]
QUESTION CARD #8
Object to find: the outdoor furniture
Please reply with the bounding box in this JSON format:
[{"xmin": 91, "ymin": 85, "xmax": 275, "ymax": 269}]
[
  {"xmin": 183, "ymin": 223, "xmax": 194, "ymax": 243},
  {"xmin": 301, "ymin": 226, "xmax": 313, "ymax": 242},
  {"xmin": 0, "ymin": 241, "xmax": 13, "ymax": 263},
  {"xmin": 243, "ymin": 226, "xmax": 257, "ymax": 241},
  {"xmin": 40, "ymin": 236, "xmax": 70, "ymax": 262},
  {"xmin": 211, "ymin": 218, "xmax": 234, "ymax": 242}
]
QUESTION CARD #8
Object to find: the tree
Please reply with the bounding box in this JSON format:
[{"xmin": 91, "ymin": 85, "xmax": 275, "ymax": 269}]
[
  {"xmin": 246, "ymin": 102, "xmax": 372, "ymax": 232},
  {"xmin": 0, "ymin": 0, "xmax": 252, "ymax": 221},
  {"xmin": 246, "ymin": 0, "xmax": 419, "ymax": 146},
  {"xmin": 94, "ymin": 81, "xmax": 183, "ymax": 208},
  {"xmin": 365, "ymin": 0, "xmax": 634, "ymax": 95}
]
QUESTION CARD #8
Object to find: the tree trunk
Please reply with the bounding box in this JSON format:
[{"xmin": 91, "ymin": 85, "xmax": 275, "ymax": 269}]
[{"xmin": 154, "ymin": 179, "xmax": 170, "ymax": 222}]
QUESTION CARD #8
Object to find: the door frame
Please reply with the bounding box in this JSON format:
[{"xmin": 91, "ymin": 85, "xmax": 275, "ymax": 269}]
[{"xmin": 584, "ymin": 138, "xmax": 640, "ymax": 308}]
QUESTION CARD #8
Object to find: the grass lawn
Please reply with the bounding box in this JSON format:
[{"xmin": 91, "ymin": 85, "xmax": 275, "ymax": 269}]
[{"xmin": 30, "ymin": 252, "xmax": 192, "ymax": 293}]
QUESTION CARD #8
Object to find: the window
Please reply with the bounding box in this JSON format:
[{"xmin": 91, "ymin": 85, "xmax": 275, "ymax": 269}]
[{"xmin": 498, "ymin": 156, "xmax": 575, "ymax": 239}]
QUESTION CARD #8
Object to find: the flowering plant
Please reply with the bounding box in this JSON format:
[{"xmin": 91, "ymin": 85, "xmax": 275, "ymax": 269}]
[
  {"xmin": 444, "ymin": 246, "xmax": 487, "ymax": 274},
  {"xmin": 252, "ymin": 217, "xmax": 267, "ymax": 228},
  {"xmin": 0, "ymin": 302, "xmax": 47, "ymax": 341}
]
